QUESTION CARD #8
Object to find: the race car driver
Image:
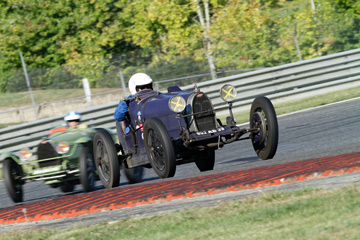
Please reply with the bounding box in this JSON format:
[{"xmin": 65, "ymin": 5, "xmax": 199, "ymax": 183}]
[
  {"xmin": 114, "ymin": 73, "xmax": 155, "ymax": 124},
  {"xmin": 64, "ymin": 111, "xmax": 81, "ymax": 128}
]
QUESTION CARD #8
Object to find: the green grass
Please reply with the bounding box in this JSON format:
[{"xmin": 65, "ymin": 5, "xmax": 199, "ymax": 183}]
[
  {"xmin": 0, "ymin": 88, "xmax": 115, "ymax": 109},
  {"xmin": 2, "ymin": 85, "xmax": 360, "ymax": 111},
  {"xmin": 219, "ymin": 85, "xmax": 360, "ymax": 124},
  {"xmin": 3, "ymin": 186, "xmax": 360, "ymax": 239},
  {"xmin": 0, "ymin": 123, "xmax": 18, "ymax": 129}
]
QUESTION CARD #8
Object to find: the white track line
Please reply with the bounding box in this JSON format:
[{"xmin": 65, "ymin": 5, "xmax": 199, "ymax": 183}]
[
  {"xmin": 238, "ymin": 96, "xmax": 360, "ymax": 127},
  {"xmin": 278, "ymin": 96, "xmax": 360, "ymax": 118}
]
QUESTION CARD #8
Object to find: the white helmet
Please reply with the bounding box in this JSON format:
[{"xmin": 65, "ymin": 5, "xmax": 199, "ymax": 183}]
[
  {"xmin": 128, "ymin": 73, "xmax": 153, "ymax": 95},
  {"xmin": 64, "ymin": 111, "xmax": 81, "ymax": 122}
]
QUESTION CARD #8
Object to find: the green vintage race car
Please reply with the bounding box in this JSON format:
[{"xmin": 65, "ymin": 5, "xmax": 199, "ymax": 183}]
[{"xmin": 1, "ymin": 124, "xmax": 143, "ymax": 203}]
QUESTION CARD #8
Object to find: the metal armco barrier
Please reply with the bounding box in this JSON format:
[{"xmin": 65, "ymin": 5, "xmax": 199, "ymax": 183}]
[
  {"xmin": 1, "ymin": 48, "xmax": 360, "ymax": 158},
  {"xmin": 182, "ymin": 48, "xmax": 360, "ymax": 116},
  {"xmin": 0, "ymin": 102, "xmax": 117, "ymax": 155}
]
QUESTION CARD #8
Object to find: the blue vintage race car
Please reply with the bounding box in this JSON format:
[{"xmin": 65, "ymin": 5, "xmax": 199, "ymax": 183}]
[{"xmin": 93, "ymin": 84, "xmax": 278, "ymax": 182}]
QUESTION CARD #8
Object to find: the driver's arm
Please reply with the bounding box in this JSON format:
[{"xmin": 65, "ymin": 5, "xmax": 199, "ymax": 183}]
[
  {"xmin": 114, "ymin": 100, "xmax": 128, "ymax": 122},
  {"xmin": 114, "ymin": 95, "xmax": 134, "ymax": 121}
]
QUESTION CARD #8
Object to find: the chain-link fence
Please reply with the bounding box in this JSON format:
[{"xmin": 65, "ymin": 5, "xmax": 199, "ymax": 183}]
[
  {"xmin": 3, "ymin": 58, "xmax": 252, "ymax": 93},
  {"xmin": 0, "ymin": 63, "xmax": 262, "ymax": 125}
]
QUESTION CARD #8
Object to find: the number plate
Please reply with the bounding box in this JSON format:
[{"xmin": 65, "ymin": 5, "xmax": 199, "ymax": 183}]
[{"xmin": 196, "ymin": 127, "xmax": 225, "ymax": 135}]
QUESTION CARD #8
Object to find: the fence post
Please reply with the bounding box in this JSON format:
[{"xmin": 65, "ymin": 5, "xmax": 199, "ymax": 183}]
[
  {"xmin": 82, "ymin": 78, "xmax": 92, "ymax": 106},
  {"xmin": 20, "ymin": 51, "xmax": 38, "ymax": 120}
]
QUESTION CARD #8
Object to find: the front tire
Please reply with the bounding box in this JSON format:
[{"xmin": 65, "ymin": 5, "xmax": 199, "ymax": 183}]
[
  {"xmin": 250, "ymin": 96, "xmax": 278, "ymax": 160},
  {"xmin": 144, "ymin": 118, "xmax": 176, "ymax": 178},
  {"xmin": 93, "ymin": 129, "xmax": 120, "ymax": 188},
  {"xmin": 3, "ymin": 158, "xmax": 24, "ymax": 203},
  {"xmin": 80, "ymin": 146, "xmax": 96, "ymax": 192}
]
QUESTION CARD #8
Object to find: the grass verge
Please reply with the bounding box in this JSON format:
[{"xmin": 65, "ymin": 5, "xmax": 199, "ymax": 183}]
[
  {"xmin": 3, "ymin": 186, "xmax": 360, "ymax": 239},
  {"xmin": 219, "ymin": 85, "xmax": 360, "ymax": 124},
  {"xmin": 0, "ymin": 88, "xmax": 116, "ymax": 109}
]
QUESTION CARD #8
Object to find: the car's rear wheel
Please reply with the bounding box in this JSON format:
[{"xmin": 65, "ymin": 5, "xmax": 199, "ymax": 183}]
[
  {"xmin": 93, "ymin": 129, "xmax": 120, "ymax": 188},
  {"xmin": 195, "ymin": 149, "xmax": 215, "ymax": 172},
  {"xmin": 250, "ymin": 96, "xmax": 278, "ymax": 160},
  {"xmin": 3, "ymin": 158, "xmax": 24, "ymax": 203},
  {"xmin": 80, "ymin": 146, "xmax": 96, "ymax": 192},
  {"xmin": 144, "ymin": 118, "xmax": 176, "ymax": 178},
  {"xmin": 60, "ymin": 181, "xmax": 75, "ymax": 193},
  {"xmin": 124, "ymin": 166, "xmax": 144, "ymax": 184}
]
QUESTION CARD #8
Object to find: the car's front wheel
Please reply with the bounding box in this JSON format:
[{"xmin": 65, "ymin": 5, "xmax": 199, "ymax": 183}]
[
  {"xmin": 144, "ymin": 118, "xmax": 176, "ymax": 178},
  {"xmin": 3, "ymin": 158, "xmax": 24, "ymax": 203},
  {"xmin": 79, "ymin": 146, "xmax": 96, "ymax": 192},
  {"xmin": 249, "ymin": 96, "xmax": 279, "ymax": 160},
  {"xmin": 93, "ymin": 129, "xmax": 120, "ymax": 188}
]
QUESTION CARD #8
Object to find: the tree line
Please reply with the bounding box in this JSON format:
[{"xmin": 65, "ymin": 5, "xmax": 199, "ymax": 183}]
[{"xmin": 0, "ymin": 0, "xmax": 359, "ymax": 92}]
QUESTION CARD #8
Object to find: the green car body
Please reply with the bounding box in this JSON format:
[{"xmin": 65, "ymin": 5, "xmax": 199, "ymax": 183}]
[{"xmin": 1, "ymin": 124, "xmax": 119, "ymax": 203}]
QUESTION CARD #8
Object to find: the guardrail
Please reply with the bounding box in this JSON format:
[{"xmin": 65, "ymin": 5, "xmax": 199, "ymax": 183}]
[
  {"xmin": 0, "ymin": 102, "xmax": 117, "ymax": 155},
  {"xmin": 183, "ymin": 48, "xmax": 360, "ymax": 115},
  {"xmin": 1, "ymin": 48, "xmax": 360, "ymax": 158}
]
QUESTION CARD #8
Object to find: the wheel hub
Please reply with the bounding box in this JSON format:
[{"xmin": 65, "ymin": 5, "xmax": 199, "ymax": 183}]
[{"xmin": 251, "ymin": 111, "xmax": 266, "ymax": 144}]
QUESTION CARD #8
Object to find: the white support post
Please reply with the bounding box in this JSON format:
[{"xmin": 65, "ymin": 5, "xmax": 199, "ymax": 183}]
[
  {"xmin": 82, "ymin": 78, "xmax": 92, "ymax": 106},
  {"xmin": 20, "ymin": 51, "xmax": 38, "ymax": 120}
]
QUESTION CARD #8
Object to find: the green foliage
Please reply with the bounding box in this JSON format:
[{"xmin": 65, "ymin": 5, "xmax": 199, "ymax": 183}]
[
  {"xmin": 211, "ymin": 1, "xmax": 289, "ymax": 68},
  {"xmin": 0, "ymin": 0, "xmax": 360, "ymax": 93}
]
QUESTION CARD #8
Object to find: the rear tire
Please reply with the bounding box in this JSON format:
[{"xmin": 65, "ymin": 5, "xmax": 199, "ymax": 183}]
[
  {"xmin": 3, "ymin": 158, "xmax": 23, "ymax": 203},
  {"xmin": 93, "ymin": 129, "xmax": 120, "ymax": 188},
  {"xmin": 250, "ymin": 97, "xmax": 278, "ymax": 160},
  {"xmin": 144, "ymin": 118, "xmax": 176, "ymax": 178}
]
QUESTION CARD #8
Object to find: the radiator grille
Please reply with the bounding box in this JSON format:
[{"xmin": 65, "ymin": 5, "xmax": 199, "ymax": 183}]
[
  {"xmin": 193, "ymin": 93, "xmax": 216, "ymax": 131},
  {"xmin": 37, "ymin": 141, "xmax": 62, "ymax": 168}
]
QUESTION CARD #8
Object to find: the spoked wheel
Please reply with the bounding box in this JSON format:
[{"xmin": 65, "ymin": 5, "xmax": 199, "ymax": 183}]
[
  {"xmin": 93, "ymin": 129, "xmax": 120, "ymax": 188},
  {"xmin": 3, "ymin": 158, "xmax": 24, "ymax": 203},
  {"xmin": 80, "ymin": 146, "xmax": 96, "ymax": 192},
  {"xmin": 124, "ymin": 166, "xmax": 144, "ymax": 184},
  {"xmin": 250, "ymin": 96, "xmax": 279, "ymax": 160},
  {"xmin": 60, "ymin": 181, "xmax": 75, "ymax": 193},
  {"xmin": 195, "ymin": 149, "xmax": 215, "ymax": 172},
  {"xmin": 144, "ymin": 118, "xmax": 176, "ymax": 178}
]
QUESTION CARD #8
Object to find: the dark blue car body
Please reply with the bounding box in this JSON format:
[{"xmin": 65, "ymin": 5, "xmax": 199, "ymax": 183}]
[{"xmin": 115, "ymin": 85, "xmax": 279, "ymax": 178}]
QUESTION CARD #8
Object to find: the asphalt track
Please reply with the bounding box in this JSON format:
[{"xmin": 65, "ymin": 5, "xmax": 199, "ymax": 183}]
[{"xmin": 0, "ymin": 97, "xmax": 360, "ymax": 228}]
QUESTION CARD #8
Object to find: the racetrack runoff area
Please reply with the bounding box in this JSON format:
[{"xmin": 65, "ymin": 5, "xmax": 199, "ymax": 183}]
[{"xmin": 1, "ymin": 152, "xmax": 360, "ymax": 225}]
